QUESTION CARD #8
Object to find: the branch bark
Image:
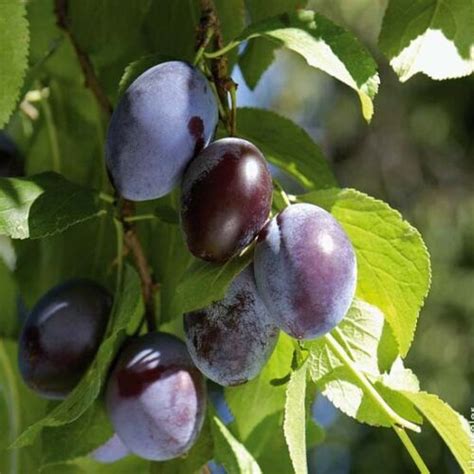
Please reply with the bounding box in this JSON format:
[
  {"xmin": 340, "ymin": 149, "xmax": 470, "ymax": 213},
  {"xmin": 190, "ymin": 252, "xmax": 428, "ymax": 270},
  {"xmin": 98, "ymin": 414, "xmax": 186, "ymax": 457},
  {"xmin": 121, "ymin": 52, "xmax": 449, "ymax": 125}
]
[
  {"xmin": 54, "ymin": 0, "xmax": 113, "ymax": 116},
  {"xmin": 198, "ymin": 0, "xmax": 236, "ymax": 134}
]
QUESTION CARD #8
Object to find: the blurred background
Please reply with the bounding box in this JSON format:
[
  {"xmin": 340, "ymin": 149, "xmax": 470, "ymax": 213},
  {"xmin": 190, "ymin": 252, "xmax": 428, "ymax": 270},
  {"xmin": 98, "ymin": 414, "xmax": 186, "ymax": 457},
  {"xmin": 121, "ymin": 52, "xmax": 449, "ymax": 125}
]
[{"xmin": 235, "ymin": 0, "xmax": 474, "ymax": 472}]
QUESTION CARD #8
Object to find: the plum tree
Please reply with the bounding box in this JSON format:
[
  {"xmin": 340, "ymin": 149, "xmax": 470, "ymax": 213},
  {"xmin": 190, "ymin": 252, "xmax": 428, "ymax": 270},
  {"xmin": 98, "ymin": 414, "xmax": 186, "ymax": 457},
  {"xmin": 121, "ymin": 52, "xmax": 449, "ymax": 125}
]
[
  {"xmin": 181, "ymin": 137, "xmax": 272, "ymax": 262},
  {"xmin": 254, "ymin": 203, "xmax": 357, "ymax": 340},
  {"xmin": 18, "ymin": 280, "xmax": 112, "ymax": 399},
  {"xmin": 105, "ymin": 332, "xmax": 206, "ymax": 461},
  {"xmin": 106, "ymin": 61, "xmax": 218, "ymax": 201},
  {"xmin": 0, "ymin": 132, "xmax": 23, "ymax": 177},
  {"xmin": 184, "ymin": 266, "xmax": 278, "ymax": 386}
]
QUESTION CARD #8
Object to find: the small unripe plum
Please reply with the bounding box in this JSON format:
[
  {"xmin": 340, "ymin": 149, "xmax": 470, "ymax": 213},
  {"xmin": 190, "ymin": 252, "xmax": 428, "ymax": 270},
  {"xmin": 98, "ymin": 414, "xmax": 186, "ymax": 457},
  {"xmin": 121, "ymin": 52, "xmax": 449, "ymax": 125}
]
[
  {"xmin": 106, "ymin": 61, "xmax": 218, "ymax": 201},
  {"xmin": 184, "ymin": 266, "xmax": 278, "ymax": 386},
  {"xmin": 105, "ymin": 332, "xmax": 206, "ymax": 461},
  {"xmin": 181, "ymin": 138, "xmax": 272, "ymax": 262},
  {"xmin": 254, "ymin": 203, "xmax": 357, "ymax": 339},
  {"xmin": 18, "ymin": 280, "xmax": 112, "ymax": 399}
]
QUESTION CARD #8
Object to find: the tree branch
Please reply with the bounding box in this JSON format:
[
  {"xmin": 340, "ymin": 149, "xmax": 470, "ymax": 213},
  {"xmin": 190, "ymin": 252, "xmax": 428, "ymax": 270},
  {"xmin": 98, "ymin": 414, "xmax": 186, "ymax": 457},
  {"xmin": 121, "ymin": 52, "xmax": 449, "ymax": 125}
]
[
  {"xmin": 122, "ymin": 201, "xmax": 158, "ymax": 332},
  {"xmin": 54, "ymin": 0, "xmax": 113, "ymax": 116},
  {"xmin": 197, "ymin": 0, "xmax": 237, "ymax": 135},
  {"xmin": 54, "ymin": 0, "xmax": 158, "ymax": 331}
]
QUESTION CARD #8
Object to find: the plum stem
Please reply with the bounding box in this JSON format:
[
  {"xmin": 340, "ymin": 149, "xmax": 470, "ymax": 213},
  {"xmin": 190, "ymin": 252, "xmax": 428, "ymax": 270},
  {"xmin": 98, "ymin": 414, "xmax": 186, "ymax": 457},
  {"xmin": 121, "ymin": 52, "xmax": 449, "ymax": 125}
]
[
  {"xmin": 113, "ymin": 218, "xmax": 124, "ymax": 297},
  {"xmin": 99, "ymin": 192, "xmax": 115, "ymax": 204},
  {"xmin": 198, "ymin": 0, "xmax": 237, "ymax": 136},
  {"xmin": 38, "ymin": 87, "xmax": 61, "ymax": 173},
  {"xmin": 204, "ymin": 41, "xmax": 240, "ymax": 59},
  {"xmin": 273, "ymin": 179, "xmax": 292, "ymax": 208},
  {"xmin": 194, "ymin": 27, "xmax": 215, "ymax": 66},
  {"xmin": 123, "ymin": 214, "xmax": 156, "ymax": 223},
  {"xmin": 323, "ymin": 333, "xmax": 421, "ymax": 433},
  {"xmin": 54, "ymin": 0, "xmax": 113, "ymax": 117},
  {"xmin": 229, "ymin": 83, "xmax": 238, "ymax": 136}
]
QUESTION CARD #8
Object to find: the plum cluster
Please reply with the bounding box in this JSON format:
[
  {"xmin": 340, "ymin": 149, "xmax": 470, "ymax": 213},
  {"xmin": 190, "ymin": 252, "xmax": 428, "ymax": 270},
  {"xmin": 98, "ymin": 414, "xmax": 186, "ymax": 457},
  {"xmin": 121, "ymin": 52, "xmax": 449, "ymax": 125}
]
[{"xmin": 13, "ymin": 60, "xmax": 357, "ymax": 462}]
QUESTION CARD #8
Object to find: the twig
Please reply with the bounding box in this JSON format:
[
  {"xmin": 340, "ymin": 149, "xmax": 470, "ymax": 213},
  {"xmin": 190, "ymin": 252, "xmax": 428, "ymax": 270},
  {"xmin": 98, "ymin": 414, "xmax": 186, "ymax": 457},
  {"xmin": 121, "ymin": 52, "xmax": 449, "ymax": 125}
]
[
  {"xmin": 55, "ymin": 0, "xmax": 159, "ymax": 332},
  {"xmin": 54, "ymin": 0, "xmax": 113, "ymax": 116},
  {"xmin": 197, "ymin": 0, "xmax": 237, "ymax": 135},
  {"xmin": 122, "ymin": 201, "xmax": 157, "ymax": 332}
]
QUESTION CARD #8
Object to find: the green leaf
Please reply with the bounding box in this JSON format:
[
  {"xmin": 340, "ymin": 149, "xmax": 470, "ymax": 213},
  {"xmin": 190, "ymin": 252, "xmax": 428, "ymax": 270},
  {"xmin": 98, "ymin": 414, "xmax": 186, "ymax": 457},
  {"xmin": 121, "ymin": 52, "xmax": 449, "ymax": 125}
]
[
  {"xmin": 239, "ymin": 0, "xmax": 308, "ymax": 89},
  {"xmin": 283, "ymin": 360, "xmax": 308, "ymax": 474},
  {"xmin": 402, "ymin": 391, "xmax": 472, "ymax": 472},
  {"xmin": 0, "ymin": 257, "xmax": 19, "ymax": 338},
  {"xmin": 236, "ymin": 108, "xmax": 336, "ymax": 191},
  {"xmin": 301, "ymin": 188, "xmax": 431, "ymax": 357},
  {"xmin": 214, "ymin": 0, "xmax": 246, "ymax": 67},
  {"xmin": 0, "ymin": 340, "xmax": 46, "ymax": 474},
  {"xmin": 12, "ymin": 265, "xmax": 143, "ymax": 448},
  {"xmin": 144, "ymin": 0, "xmax": 199, "ymax": 63},
  {"xmin": 0, "ymin": 173, "xmax": 106, "ymax": 240},
  {"xmin": 171, "ymin": 251, "xmax": 254, "ymax": 315},
  {"xmin": 42, "ymin": 456, "xmax": 150, "ymax": 474},
  {"xmin": 235, "ymin": 10, "xmax": 379, "ymax": 120},
  {"xmin": 307, "ymin": 301, "xmax": 423, "ymax": 428},
  {"xmin": 41, "ymin": 401, "xmax": 114, "ymax": 465},
  {"xmin": 226, "ymin": 333, "xmax": 294, "ymax": 440},
  {"xmin": 151, "ymin": 415, "xmax": 213, "ymax": 474},
  {"xmin": 379, "ymin": 0, "xmax": 474, "ymax": 82},
  {"xmin": 0, "ymin": 0, "xmax": 29, "ymax": 127},
  {"xmin": 69, "ymin": 0, "xmax": 153, "ymax": 99},
  {"xmin": 244, "ymin": 412, "xmax": 293, "ymax": 473},
  {"xmin": 211, "ymin": 413, "xmax": 262, "ymax": 474}
]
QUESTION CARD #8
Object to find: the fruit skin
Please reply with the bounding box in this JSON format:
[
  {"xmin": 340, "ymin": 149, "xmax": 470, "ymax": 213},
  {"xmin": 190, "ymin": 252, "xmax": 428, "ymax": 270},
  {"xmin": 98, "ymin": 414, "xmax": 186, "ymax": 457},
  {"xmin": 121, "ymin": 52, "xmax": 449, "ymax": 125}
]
[
  {"xmin": 0, "ymin": 132, "xmax": 23, "ymax": 177},
  {"xmin": 184, "ymin": 266, "xmax": 278, "ymax": 386},
  {"xmin": 106, "ymin": 61, "xmax": 218, "ymax": 201},
  {"xmin": 18, "ymin": 279, "xmax": 112, "ymax": 399},
  {"xmin": 254, "ymin": 203, "xmax": 357, "ymax": 340},
  {"xmin": 105, "ymin": 332, "xmax": 206, "ymax": 461},
  {"xmin": 90, "ymin": 433, "xmax": 129, "ymax": 464},
  {"xmin": 181, "ymin": 137, "xmax": 272, "ymax": 262}
]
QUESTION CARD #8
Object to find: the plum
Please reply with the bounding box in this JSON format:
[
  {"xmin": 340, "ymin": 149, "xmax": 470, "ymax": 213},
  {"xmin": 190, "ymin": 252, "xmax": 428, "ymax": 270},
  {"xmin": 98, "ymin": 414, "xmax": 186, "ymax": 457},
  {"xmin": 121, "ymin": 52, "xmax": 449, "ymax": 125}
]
[
  {"xmin": 254, "ymin": 203, "xmax": 357, "ymax": 339},
  {"xmin": 18, "ymin": 279, "xmax": 112, "ymax": 399},
  {"xmin": 106, "ymin": 61, "xmax": 218, "ymax": 201},
  {"xmin": 0, "ymin": 132, "xmax": 23, "ymax": 177},
  {"xmin": 90, "ymin": 433, "xmax": 130, "ymax": 464},
  {"xmin": 184, "ymin": 266, "xmax": 278, "ymax": 386},
  {"xmin": 181, "ymin": 138, "xmax": 272, "ymax": 262},
  {"xmin": 105, "ymin": 332, "xmax": 206, "ymax": 461}
]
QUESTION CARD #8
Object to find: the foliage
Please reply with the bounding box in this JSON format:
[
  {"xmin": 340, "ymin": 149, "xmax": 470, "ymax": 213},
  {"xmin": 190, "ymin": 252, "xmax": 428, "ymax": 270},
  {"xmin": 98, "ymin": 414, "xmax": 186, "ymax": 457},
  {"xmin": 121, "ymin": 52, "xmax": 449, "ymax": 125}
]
[{"xmin": 0, "ymin": 0, "xmax": 472, "ymax": 472}]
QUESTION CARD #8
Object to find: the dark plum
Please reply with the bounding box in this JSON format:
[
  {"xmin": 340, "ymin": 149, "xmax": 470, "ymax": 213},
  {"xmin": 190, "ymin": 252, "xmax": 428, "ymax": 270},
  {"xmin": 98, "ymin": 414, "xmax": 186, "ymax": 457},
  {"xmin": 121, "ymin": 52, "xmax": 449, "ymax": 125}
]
[
  {"xmin": 18, "ymin": 279, "xmax": 112, "ymax": 399},
  {"xmin": 254, "ymin": 203, "xmax": 357, "ymax": 340},
  {"xmin": 181, "ymin": 138, "xmax": 272, "ymax": 262},
  {"xmin": 0, "ymin": 132, "xmax": 23, "ymax": 177},
  {"xmin": 106, "ymin": 61, "xmax": 218, "ymax": 201},
  {"xmin": 105, "ymin": 332, "xmax": 206, "ymax": 461},
  {"xmin": 184, "ymin": 266, "xmax": 278, "ymax": 386}
]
